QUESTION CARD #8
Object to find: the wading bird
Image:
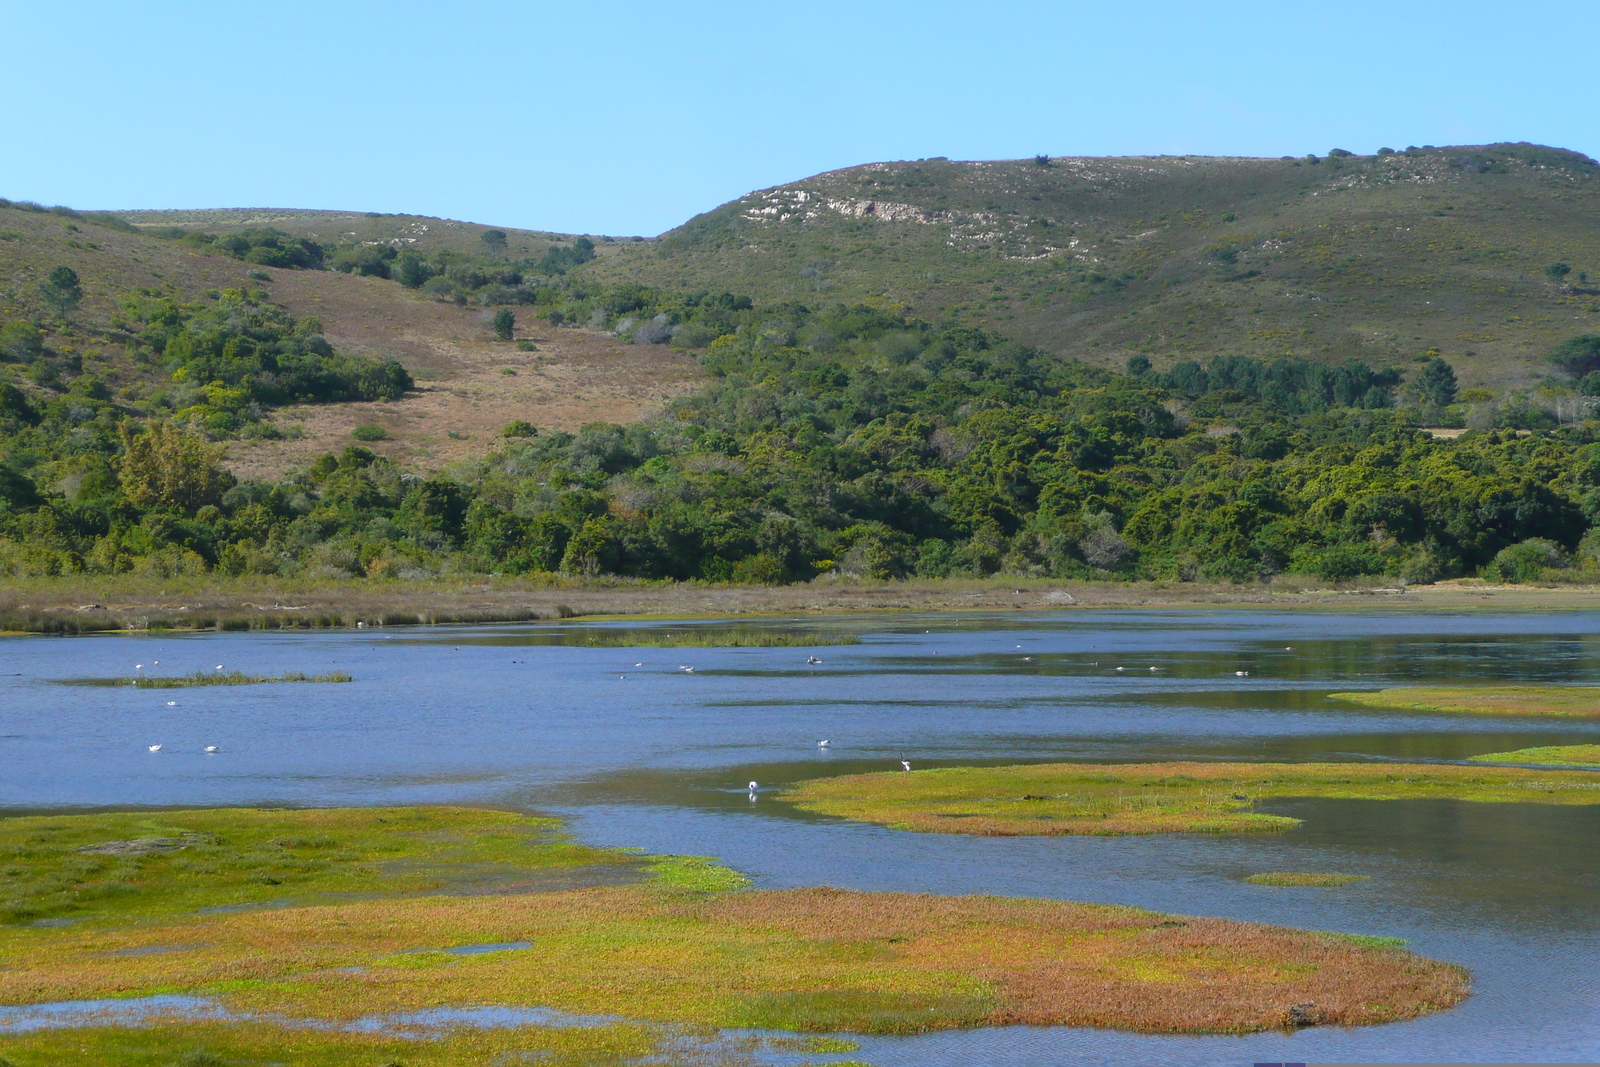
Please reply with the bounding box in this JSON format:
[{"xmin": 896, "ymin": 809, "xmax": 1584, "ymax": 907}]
[
  {"xmin": 147, "ymin": 745, "xmax": 161, "ymax": 753},
  {"xmin": 204, "ymin": 746, "xmax": 219, "ymax": 754},
  {"xmin": 901, "ymin": 759, "xmax": 912, "ymax": 772},
  {"xmin": 817, "ymin": 740, "xmax": 830, "ymax": 747}
]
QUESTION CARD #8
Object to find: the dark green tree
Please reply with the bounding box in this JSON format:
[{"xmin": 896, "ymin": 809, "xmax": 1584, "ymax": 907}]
[
  {"xmin": 1546, "ymin": 262, "xmax": 1572, "ymax": 284},
  {"xmin": 493, "ymin": 308, "xmax": 515, "ymax": 341},
  {"xmin": 1413, "ymin": 358, "xmax": 1459, "ymax": 406},
  {"xmin": 1125, "ymin": 355, "xmax": 1152, "ymax": 376},
  {"xmin": 481, "ymin": 229, "xmax": 508, "ymax": 254},
  {"xmin": 40, "ymin": 266, "xmax": 81, "ymax": 315},
  {"xmin": 1550, "ymin": 335, "xmax": 1600, "ymax": 380}
]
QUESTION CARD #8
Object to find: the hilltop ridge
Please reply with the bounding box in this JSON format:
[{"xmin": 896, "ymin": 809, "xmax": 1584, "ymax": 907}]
[{"xmin": 582, "ymin": 143, "xmax": 1600, "ymax": 393}]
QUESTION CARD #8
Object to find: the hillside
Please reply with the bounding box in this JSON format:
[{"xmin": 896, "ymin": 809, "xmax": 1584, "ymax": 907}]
[
  {"xmin": 582, "ymin": 144, "xmax": 1600, "ymax": 394},
  {"xmin": 114, "ymin": 208, "xmax": 642, "ymax": 263},
  {"xmin": 0, "ymin": 201, "xmax": 700, "ymax": 477}
]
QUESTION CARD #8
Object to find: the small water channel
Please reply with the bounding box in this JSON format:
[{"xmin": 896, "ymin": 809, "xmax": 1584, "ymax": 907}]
[{"xmin": 3, "ymin": 609, "xmax": 1599, "ymax": 1063}]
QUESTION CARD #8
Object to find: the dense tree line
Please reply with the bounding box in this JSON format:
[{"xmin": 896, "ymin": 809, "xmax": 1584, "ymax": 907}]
[{"xmin": 4, "ymin": 266, "xmax": 1600, "ymax": 585}]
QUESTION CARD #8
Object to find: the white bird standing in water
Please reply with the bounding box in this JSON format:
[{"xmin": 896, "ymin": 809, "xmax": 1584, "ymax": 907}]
[
  {"xmin": 747, "ymin": 781, "xmax": 758, "ymax": 794},
  {"xmin": 204, "ymin": 746, "xmax": 219, "ymax": 754},
  {"xmin": 900, "ymin": 759, "xmax": 912, "ymax": 772},
  {"xmin": 817, "ymin": 739, "xmax": 830, "ymax": 747},
  {"xmin": 148, "ymin": 744, "xmax": 161, "ymax": 753}
]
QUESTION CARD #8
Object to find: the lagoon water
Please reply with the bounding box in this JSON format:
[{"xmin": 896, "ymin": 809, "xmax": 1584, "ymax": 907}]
[{"xmin": 4, "ymin": 610, "xmax": 1600, "ymax": 1064}]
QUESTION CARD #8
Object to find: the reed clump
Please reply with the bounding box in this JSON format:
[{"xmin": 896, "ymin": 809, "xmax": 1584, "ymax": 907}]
[{"xmin": 1246, "ymin": 872, "xmax": 1370, "ymax": 887}]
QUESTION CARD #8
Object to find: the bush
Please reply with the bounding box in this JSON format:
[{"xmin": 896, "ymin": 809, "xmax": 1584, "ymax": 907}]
[
  {"xmin": 0, "ymin": 321, "xmax": 44, "ymax": 361},
  {"xmin": 502, "ymin": 420, "xmax": 537, "ymax": 438},
  {"xmin": 493, "ymin": 309, "xmax": 515, "ymax": 341},
  {"xmin": 1489, "ymin": 539, "xmax": 1568, "ymax": 583},
  {"xmin": 351, "ymin": 424, "xmax": 387, "ymax": 441}
]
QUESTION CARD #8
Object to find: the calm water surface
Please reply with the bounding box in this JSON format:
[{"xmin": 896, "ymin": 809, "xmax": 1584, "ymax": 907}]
[{"xmin": 3, "ymin": 610, "xmax": 1599, "ymax": 1064}]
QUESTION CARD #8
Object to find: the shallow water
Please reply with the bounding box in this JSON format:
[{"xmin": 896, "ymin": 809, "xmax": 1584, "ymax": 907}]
[{"xmin": 4, "ymin": 609, "xmax": 1600, "ymax": 1063}]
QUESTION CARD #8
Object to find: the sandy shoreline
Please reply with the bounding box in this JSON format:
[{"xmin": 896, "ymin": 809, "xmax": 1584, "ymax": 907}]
[{"xmin": 3, "ymin": 576, "xmax": 1598, "ymax": 634}]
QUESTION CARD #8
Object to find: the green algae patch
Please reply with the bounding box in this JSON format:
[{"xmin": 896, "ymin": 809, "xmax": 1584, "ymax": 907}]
[
  {"xmin": 1469, "ymin": 744, "xmax": 1600, "ymax": 767},
  {"xmin": 1329, "ymin": 685, "xmax": 1600, "ymax": 718},
  {"xmin": 1246, "ymin": 872, "xmax": 1370, "ymax": 887},
  {"xmin": 780, "ymin": 760, "xmax": 1600, "ymax": 837},
  {"xmin": 0, "ymin": 807, "xmax": 1469, "ymax": 1039},
  {"xmin": 63, "ymin": 670, "xmax": 353, "ymax": 689}
]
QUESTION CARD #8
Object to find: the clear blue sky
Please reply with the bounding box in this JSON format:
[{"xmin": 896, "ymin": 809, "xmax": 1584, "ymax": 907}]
[{"xmin": 3, "ymin": 1, "xmax": 1594, "ymax": 236}]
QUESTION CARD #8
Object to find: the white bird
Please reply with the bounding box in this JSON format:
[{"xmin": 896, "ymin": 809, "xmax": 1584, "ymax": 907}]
[
  {"xmin": 900, "ymin": 759, "xmax": 912, "ymax": 772},
  {"xmin": 620, "ymin": 675, "xmax": 625, "ymax": 680},
  {"xmin": 1116, "ymin": 666, "xmax": 1126, "ymax": 671},
  {"xmin": 1149, "ymin": 666, "xmax": 1159, "ymax": 672},
  {"xmin": 166, "ymin": 701, "xmax": 176, "ymax": 706},
  {"xmin": 1284, "ymin": 646, "xmax": 1293, "ymax": 651},
  {"xmin": 148, "ymin": 744, "xmax": 161, "ymax": 753},
  {"xmin": 215, "ymin": 665, "xmax": 224, "ymax": 671},
  {"xmin": 1236, "ymin": 670, "xmax": 1250, "ymax": 677},
  {"xmin": 634, "ymin": 663, "xmax": 643, "ymax": 667},
  {"xmin": 135, "ymin": 664, "xmax": 143, "ymax": 670},
  {"xmin": 747, "ymin": 781, "xmax": 758, "ymax": 792},
  {"xmin": 806, "ymin": 655, "xmax": 822, "ymax": 665},
  {"xmin": 817, "ymin": 739, "xmax": 830, "ymax": 747},
  {"xmin": 1023, "ymin": 656, "xmax": 1033, "ymax": 661},
  {"xmin": 203, "ymin": 746, "xmax": 219, "ymax": 754}
]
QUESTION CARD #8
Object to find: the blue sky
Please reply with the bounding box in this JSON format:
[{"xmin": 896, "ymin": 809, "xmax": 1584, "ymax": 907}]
[{"xmin": 2, "ymin": 1, "xmax": 1594, "ymax": 235}]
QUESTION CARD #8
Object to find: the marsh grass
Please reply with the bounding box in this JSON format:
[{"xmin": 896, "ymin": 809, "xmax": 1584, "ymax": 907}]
[
  {"xmin": 555, "ymin": 628, "xmax": 859, "ymax": 648},
  {"xmin": 1246, "ymin": 872, "xmax": 1370, "ymax": 888},
  {"xmin": 62, "ymin": 671, "xmax": 353, "ymax": 689},
  {"xmin": 1329, "ymin": 686, "xmax": 1600, "ymax": 718},
  {"xmin": 1470, "ymin": 744, "xmax": 1600, "ymax": 767},
  {"xmin": 780, "ymin": 760, "xmax": 1600, "ymax": 836},
  {"xmin": 0, "ymin": 808, "xmax": 1468, "ymax": 1041}
]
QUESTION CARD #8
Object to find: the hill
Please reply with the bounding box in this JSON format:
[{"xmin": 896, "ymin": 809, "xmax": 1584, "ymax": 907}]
[
  {"xmin": 114, "ymin": 207, "xmax": 642, "ymax": 263},
  {"xmin": 582, "ymin": 144, "xmax": 1600, "ymax": 394},
  {"xmin": 0, "ymin": 200, "xmax": 700, "ymax": 477}
]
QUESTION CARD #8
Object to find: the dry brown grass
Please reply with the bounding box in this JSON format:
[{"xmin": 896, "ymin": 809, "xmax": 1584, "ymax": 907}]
[
  {"xmin": 9, "ymin": 575, "xmax": 1600, "ymax": 635},
  {"xmin": 230, "ymin": 268, "xmax": 703, "ymax": 479},
  {"xmin": 781, "ymin": 761, "xmax": 1600, "ymax": 836}
]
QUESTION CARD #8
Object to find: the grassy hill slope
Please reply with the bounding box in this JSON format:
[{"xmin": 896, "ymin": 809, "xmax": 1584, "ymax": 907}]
[
  {"xmin": 582, "ymin": 144, "xmax": 1600, "ymax": 393},
  {"xmin": 115, "ymin": 207, "xmax": 635, "ymax": 263},
  {"xmin": 0, "ymin": 201, "xmax": 699, "ymax": 477}
]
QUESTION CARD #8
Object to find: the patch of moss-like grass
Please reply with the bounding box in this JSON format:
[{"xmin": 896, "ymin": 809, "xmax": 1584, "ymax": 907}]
[
  {"xmin": 0, "ymin": 808, "xmax": 1469, "ymax": 1038},
  {"xmin": 1469, "ymin": 744, "xmax": 1600, "ymax": 767},
  {"xmin": 556, "ymin": 627, "xmax": 859, "ymax": 648},
  {"xmin": 1329, "ymin": 686, "xmax": 1600, "ymax": 718},
  {"xmin": 780, "ymin": 760, "xmax": 1600, "ymax": 836},
  {"xmin": 0, "ymin": 806, "xmax": 628, "ymax": 926},
  {"xmin": 62, "ymin": 670, "xmax": 353, "ymax": 688},
  {"xmin": 0, "ymin": 1019, "xmax": 666, "ymax": 1067},
  {"xmin": 1246, "ymin": 872, "xmax": 1370, "ymax": 888}
]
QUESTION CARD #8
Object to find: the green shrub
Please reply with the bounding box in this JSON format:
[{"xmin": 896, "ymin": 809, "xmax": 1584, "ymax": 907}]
[
  {"xmin": 1489, "ymin": 539, "xmax": 1568, "ymax": 583},
  {"xmin": 493, "ymin": 308, "xmax": 515, "ymax": 341},
  {"xmin": 351, "ymin": 423, "xmax": 387, "ymax": 441},
  {"xmin": 502, "ymin": 420, "xmax": 537, "ymax": 438}
]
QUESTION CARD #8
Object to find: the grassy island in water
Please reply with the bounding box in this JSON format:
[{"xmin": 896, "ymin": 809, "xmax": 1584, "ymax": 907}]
[
  {"xmin": 1329, "ymin": 686, "xmax": 1600, "ymax": 718},
  {"xmin": 779, "ymin": 760, "xmax": 1600, "ymax": 836},
  {"xmin": 0, "ymin": 806, "xmax": 1469, "ymax": 1065}
]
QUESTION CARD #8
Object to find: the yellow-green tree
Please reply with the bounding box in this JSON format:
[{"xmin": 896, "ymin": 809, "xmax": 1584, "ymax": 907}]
[{"xmin": 118, "ymin": 421, "xmax": 235, "ymax": 514}]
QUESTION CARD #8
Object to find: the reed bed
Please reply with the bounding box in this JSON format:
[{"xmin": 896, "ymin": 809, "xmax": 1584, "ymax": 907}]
[{"xmin": 61, "ymin": 671, "xmax": 353, "ymax": 689}]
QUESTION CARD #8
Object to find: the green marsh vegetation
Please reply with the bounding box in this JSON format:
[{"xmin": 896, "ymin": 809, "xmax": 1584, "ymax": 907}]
[
  {"xmin": 1470, "ymin": 744, "xmax": 1600, "ymax": 766},
  {"xmin": 62, "ymin": 670, "xmax": 353, "ymax": 688},
  {"xmin": 1246, "ymin": 872, "xmax": 1371, "ymax": 888},
  {"xmin": 1329, "ymin": 686, "xmax": 1600, "ymax": 718},
  {"xmin": 548, "ymin": 627, "xmax": 859, "ymax": 648},
  {"xmin": 780, "ymin": 761, "xmax": 1600, "ymax": 836},
  {"xmin": 0, "ymin": 806, "xmax": 1468, "ymax": 1048}
]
